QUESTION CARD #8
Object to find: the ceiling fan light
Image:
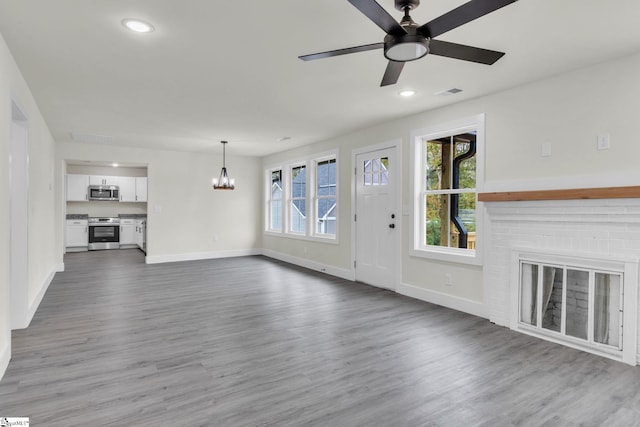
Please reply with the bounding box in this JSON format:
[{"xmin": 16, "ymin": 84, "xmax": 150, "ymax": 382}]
[
  {"xmin": 385, "ymin": 42, "xmax": 428, "ymax": 62},
  {"xmin": 384, "ymin": 35, "xmax": 429, "ymax": 62}
]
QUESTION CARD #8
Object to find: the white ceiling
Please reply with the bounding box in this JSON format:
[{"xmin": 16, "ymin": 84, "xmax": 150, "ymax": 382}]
[{"xmin": 1, "ymin": 1, "xmax": 639, "ymax": 157}]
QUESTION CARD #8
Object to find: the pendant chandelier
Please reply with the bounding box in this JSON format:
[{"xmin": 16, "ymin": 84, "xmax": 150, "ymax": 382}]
[{"xmin": 212, "ymin": 140, "xmax": 235, "ymax": 190}]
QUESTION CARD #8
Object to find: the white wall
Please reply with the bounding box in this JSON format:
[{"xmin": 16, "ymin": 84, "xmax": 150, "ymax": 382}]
[
  {"xmin": 262, "ymin": 51, "xmax": 640, "ymax": 316},
  {"xmin": 0, "ymin": 33, "xmax": 59, "ymax": 378},
  {"xmin": 56, "ymin": 142, "xmax": 263, "ymax": 264}
]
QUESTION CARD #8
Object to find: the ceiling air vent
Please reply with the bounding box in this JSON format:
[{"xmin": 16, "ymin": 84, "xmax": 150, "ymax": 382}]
[
  {"xmin": 434, "ymin": 88, "xmax": 463, "ymax": 97},
  {"xmin": 71, "ymin": 133, "xmax": 113, "ymax": 144}
]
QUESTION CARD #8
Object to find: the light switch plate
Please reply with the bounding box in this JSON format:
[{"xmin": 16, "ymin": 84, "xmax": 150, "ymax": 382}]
[
  {"xmin": 597, "ymin": 134, "xmax": 610, "ymax": 150},
  {"xmin": 541, "ymin": 142, "xmax": 552, "ymax": 157}
]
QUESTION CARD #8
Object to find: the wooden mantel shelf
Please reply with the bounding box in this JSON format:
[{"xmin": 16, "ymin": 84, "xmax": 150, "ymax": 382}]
[{"xmin": 478, "ymin": 186, "xmax": 640, "ymax": 202}]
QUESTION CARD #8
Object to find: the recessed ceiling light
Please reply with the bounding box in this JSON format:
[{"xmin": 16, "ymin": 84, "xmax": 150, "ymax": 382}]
[
  {"xmin": 122, "ymin": 19, "xmax": 154, "ymax": 33},
  {"xmin": 399, "ymin": 90, "xmax": 416, "ymax": 97},
  {"xmin": 112, "ymin": 163, "xmax": 119, "ymax": 168}
]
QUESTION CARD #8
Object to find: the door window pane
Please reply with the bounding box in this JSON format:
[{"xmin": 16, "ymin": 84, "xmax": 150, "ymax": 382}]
[{"xmin": 364, "ymin": 157, "xmax": 389, "ymax": 186}]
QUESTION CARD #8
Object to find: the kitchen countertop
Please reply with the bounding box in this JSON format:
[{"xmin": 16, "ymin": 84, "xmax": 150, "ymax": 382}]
[{"xmin": 66, "ymin": 214, "xmax": 147, "ymax": 219}]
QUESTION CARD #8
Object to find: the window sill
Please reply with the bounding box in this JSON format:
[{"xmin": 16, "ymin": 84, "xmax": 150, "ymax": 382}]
[
  {"xmin": 410, "ymin": 246, "xmax": 482, "ymax": 266},
  {"xmin": 263, "ymin": 230, "xmax": 339, "ymax": 245}
]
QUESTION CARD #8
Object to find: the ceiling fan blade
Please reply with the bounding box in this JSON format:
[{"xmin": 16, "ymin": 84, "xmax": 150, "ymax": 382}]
[
  {"xmin": 429, "ymin": 39, "xmax": 505, "ymax": 65},
  {"xmin": 381, "ymin": 61, "xmax": 405, "ymax": 86},
  {"xmin": 418, "ymin": 0, "xmax": 518, "ymax": 39},
  {"xmin": 299, "ymin": 43, "xmax": 384, "ymax": 61},
  {"xmin": 348, "ymin": 0, "xmax": 407, "ymax": 36}
]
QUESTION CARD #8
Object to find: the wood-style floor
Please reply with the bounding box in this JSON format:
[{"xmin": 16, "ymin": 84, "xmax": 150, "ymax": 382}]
[{"xmin": 2, "ymin": 250, "xmax": 640, "ymax": 426}]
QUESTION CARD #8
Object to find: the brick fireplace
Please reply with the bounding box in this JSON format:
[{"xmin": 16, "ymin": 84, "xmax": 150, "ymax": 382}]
[{"xmin": 482, "ymin": 195, "xmax": 640, "ymax": 365}]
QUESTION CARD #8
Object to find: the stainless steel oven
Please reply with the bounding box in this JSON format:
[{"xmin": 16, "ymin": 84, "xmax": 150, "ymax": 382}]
[{"xmin": 88, "ymin": 217, "xmax": 120, "ymax": 250}]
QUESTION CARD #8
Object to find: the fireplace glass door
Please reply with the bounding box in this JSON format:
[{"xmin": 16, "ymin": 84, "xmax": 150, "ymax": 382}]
[{"xmin": 519, "ymin": 261, "xmax": 623, "ymax": 351}]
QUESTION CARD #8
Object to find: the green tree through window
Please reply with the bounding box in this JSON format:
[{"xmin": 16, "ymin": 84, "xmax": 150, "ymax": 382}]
[{"xmin": 424, "ymin": 132, "xmax": 476, "ymax": 249}]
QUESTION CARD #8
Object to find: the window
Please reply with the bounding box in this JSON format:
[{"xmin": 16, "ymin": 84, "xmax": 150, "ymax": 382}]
[
  {"xmin": 268, "ymin": 169, "xmax": 283, "ymax": 231},
  {"xmin": 265, "ymin": 151, "xmax": 338, "ymax": 241},
  {"xmin": 412, "ymin": 114, "xmax": 483, "ymax": 264},
  {"xmin": 290, "ymin": 165, "xmax": 306, "ymax": 234},
  {"xmin": 425, "ymin": 133, "xmax": 476, "ymax": 249},
  {"xmin": 315, "ymin": 158, "xmax": 337, "ymax": 236}
]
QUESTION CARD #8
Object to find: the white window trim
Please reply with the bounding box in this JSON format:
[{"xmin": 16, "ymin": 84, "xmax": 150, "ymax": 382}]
[
  {"xmin": 311, "ymin": 153, "xmax": 338, "ymax": 240},
  {"xmin": 263, "ymin": 150, "xmax": 339, "ymax": 244},
  {"xmin": 410, "ymin": 113, "xmax": 485, "ymax": 266}
]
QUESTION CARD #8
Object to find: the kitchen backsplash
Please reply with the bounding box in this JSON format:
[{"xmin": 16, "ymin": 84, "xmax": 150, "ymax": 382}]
[{"xmin": 67, "ymin": 201, "xmax": 147, "ymax": 217}]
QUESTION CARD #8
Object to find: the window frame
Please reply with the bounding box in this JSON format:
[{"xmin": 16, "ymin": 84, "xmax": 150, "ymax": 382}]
[
  {"xmin": 411, "ymin": 114, "xmax": 485, "ymax": 265},
  {"xmin": 265, "ymin": 167, "xmax": 284, "ymax": 233},
  {"xmin": 312, "ymin": 154, "xmax": 338, "ymax": 240},
  {"xmin": 263, "ymin": 150, "xmax": 339, "ymax": 243},
  {"xmin": 288, "ymin": 162, "xmax": 308, "ymax": 236}
]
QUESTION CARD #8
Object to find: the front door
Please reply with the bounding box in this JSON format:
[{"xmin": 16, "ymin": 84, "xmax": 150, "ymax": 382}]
[{"xmin": 355, "ymin": 147, "xmax": 397, "ymax": 290}]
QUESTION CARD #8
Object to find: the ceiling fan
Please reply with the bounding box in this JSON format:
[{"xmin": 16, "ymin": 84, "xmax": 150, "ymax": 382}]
[{"xmin": 299, "ymin": 0, "xmax": 518, "ymax": 86}]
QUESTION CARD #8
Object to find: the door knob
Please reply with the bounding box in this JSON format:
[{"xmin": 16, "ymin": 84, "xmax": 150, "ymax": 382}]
[{"xmin": 389, "ymin": 224, "xmax": 395, "ymax": 229}]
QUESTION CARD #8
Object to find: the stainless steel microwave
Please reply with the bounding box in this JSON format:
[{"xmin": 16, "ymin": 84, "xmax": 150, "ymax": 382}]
[{"xmin": 88, "ymin": 185, "xmax": 120, "ymax": 201}]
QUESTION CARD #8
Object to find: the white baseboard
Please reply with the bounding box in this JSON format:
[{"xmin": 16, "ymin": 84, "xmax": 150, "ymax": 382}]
[
  {"xmin": 0, "ymin": 341, "xmax": 9, "ymax": 381},
  {"xmin": 397, "ymin": 282, "xmax": 488, "ymax": 319},
  {"xmin": 145, "ymin": 249, "xmax": 263, "ymax": 264},
  {"xmin": 262, "ymin": 249, "xmax": 355, "ymax": 281},
  {"xmin": 23, "ymin": 263, "xmax": 64, "ymax": 329}
]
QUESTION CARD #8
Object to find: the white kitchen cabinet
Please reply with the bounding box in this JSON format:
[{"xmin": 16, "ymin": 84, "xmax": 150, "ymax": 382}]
[
  {"xmin": 119, "ymin": 177, "xmax": 136, "ymax": 202},
  {"xmin": 89, "ymin": 175, "xmax": 119, "ymax": 186},
  {"xmin": 119, "ymin": 219, "xmax": 136, "ymax": 245},
  {"xmin": 135, "ymin": 177, "xmax": 148, "ymax": 202},
  {"xmin": 66, "ymin": 174, "xmax": 89, "ymax": 201},
  {"xmin": 66, "ymin": 219, "xmax": 88, "ymax": 250}
]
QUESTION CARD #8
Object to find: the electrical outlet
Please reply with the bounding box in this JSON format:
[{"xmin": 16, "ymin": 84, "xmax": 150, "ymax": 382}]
[{"xmin": 445, "ymin": 274, "xmax": 453, "ymax": 286}]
